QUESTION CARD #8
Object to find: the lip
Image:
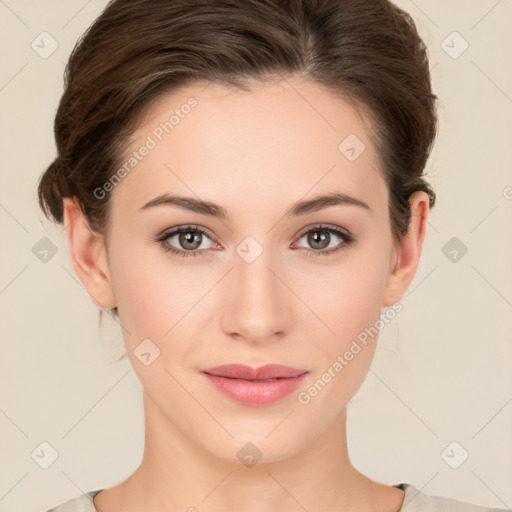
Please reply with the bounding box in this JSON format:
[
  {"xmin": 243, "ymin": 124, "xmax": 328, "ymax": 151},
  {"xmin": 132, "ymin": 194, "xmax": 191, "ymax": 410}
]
[
  {"xmin": 201, "ymin": 364, "xmax": 309, "ymax": 406},
  {"xmin": 202, "ymin": 364, "xmax": 307, "ymax": 380}
]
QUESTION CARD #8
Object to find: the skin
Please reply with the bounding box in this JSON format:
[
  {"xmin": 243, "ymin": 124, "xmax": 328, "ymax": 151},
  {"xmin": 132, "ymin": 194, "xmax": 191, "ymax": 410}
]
[{"xmin": 62, "ymin": 75, "xmax": 429, "ymax": 512}]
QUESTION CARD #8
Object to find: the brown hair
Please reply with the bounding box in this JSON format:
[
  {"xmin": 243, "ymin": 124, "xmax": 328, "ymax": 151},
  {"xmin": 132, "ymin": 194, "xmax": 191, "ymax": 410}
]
[{"xmin": 37, "ymin": 0, "xmax": 438, "ymax": 319}]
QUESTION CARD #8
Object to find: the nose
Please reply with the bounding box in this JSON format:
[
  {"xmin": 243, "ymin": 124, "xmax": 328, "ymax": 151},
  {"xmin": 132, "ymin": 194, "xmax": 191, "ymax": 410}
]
[{"xmin": 220, "ymin": 241, "xmax": 293, "ymax": 345}]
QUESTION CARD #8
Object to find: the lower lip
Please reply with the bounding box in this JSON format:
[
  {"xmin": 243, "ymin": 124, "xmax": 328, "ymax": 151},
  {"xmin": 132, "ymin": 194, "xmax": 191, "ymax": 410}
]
[{"xmin": 202, "ymin": 372, "xmax": 308, "ymax": 406}]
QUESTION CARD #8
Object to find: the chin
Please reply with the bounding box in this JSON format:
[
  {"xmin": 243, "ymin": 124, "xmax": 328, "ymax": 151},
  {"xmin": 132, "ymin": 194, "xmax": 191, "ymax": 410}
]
[{"xmin": 199, "ymin": 428, "xmax": 305, "ymax": 467}]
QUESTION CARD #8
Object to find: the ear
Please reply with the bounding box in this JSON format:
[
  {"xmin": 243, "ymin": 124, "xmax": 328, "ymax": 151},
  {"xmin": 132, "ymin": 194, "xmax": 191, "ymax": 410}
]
[
  {"xmin": 62, "ymin": 197, "xmax": 117, "ymax": 310},
  {"xmin": 382, "ymin": 190, "xmax": 430, "ymax": 307}
]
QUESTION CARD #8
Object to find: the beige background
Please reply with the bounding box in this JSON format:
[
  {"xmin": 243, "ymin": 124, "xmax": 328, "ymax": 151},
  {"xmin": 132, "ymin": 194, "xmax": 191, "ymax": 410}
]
[{"xmin": 1, "ymin": 1, "xmax": 511, "ymax": 511}]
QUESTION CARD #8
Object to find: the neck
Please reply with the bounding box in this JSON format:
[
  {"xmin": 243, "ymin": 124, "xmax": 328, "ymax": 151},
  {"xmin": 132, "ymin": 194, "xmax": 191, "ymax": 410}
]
[{"xmin": 104, "ymin": 391, "xmax": 387, "ymax": 512}]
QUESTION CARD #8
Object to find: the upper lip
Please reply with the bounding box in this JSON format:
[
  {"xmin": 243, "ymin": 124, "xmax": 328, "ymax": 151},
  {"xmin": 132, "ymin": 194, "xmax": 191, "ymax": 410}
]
[{"xmin": 201, "ymin": 364, "xmax": 308, "ymax": 380}]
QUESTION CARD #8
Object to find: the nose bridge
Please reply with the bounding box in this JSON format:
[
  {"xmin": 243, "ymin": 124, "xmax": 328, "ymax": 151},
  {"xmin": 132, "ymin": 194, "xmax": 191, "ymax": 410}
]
[{"xmin": 221, "ymin": 236, "xmax": 291, "ymax": 342}]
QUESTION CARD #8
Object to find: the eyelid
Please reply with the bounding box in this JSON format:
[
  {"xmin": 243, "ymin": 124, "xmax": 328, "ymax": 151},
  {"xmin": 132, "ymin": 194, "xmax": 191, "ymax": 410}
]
[
  {"xmin": 293, "ymin": 222, "xmax": 352, "ymax": 240},
  {"xmin": 156, "ymin": 223, "xmax": 217, "ymax": 242}
]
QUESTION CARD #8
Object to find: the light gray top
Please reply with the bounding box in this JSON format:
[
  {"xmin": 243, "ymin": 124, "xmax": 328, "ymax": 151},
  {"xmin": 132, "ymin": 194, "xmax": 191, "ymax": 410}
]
[{"xmin": 43, "ymin": 483, "xmax": 509, "ymax": 511}]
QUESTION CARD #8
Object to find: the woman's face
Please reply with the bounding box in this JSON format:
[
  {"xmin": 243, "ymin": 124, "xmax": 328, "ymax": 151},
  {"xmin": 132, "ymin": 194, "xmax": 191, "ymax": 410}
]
[{"xmin": 101, "ymin": 77, "xmax": 404, "ymax": 463}]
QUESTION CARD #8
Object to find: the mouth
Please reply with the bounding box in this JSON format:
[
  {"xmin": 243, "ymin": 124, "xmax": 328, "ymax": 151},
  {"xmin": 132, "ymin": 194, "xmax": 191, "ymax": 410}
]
[
  {"xmin": 200, "ymin": 364, "xmax": 309, "ymax": 406},
  {"xmin": 201, "ymin": 363, "xmax": 308, "ymax": 380}
]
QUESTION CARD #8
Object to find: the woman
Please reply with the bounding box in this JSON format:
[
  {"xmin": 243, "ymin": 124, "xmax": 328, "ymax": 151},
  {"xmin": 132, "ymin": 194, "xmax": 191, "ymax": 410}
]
[{"xmin": 37, "ymin": 0, "xmax": 507, "ymax": 511}]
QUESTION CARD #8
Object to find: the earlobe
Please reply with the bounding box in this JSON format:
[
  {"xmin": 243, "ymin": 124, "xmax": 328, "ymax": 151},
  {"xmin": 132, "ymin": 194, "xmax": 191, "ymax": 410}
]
[
  {"xmin": 382, "ymin": 191, "xmax": 430, "ymax": 308},
  {"xmin": 62, "ymin": 197, "xmax": 117, "ymax": 310}
]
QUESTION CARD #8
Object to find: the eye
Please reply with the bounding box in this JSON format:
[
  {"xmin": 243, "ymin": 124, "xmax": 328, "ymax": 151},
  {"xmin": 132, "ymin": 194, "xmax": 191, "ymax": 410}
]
[
  {"xmin": 155, "ymin": 225, "xmax": 217, "ymax": 258},
  {"xmin": 293, "ymin": 224, "xmax": 355, "ymax": 257},
  {"xmin": 154, "ymin": 223, "xmax": 355, "ymax": 259}
]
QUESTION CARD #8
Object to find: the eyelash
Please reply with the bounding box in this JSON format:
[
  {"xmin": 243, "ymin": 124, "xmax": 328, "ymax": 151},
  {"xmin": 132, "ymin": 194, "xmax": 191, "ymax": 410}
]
[{"xmin": 154, "ymin": 224, "xmax": 355, "ymax": 259}]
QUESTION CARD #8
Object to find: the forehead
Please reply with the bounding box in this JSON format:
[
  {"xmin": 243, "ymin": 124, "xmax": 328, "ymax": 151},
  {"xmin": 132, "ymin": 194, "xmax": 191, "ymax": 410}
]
[{"xmin": 110, "ymin": 77, "xmax": 387, "ymax": 220}]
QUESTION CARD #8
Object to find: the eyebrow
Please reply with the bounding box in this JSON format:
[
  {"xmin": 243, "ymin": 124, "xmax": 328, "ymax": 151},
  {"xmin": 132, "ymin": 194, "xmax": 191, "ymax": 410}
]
[{"xmin": 139, "ymin": 192, "xmax": 371, "ymax": 218}]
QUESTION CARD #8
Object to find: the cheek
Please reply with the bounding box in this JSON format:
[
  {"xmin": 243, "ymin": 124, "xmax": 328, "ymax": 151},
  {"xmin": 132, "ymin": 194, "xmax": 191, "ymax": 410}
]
[
  {"xmin": 107, "ymin": 241, "xmax": 166, "ymax": 361},
  {"xmin": 295, "ymin": 271, "xmax": 386, "ymax": 414},
  {"xmin": 307, "ymin": 248, "xmax": 391, "ymax": 347},
  {"xmin": 300, "ymin": 237, "xmax": 392, "ymax": 391},
  {"xmin": 109, "ymin": 233, "xmax": 199, "ymax": 330},
  {"xmin": 108, "ymin": 239, "xmax": 221, "ymax": 379},
  {"xmin": 108, "ymin": 245, "xmax": 201, "ymax": 397}
]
